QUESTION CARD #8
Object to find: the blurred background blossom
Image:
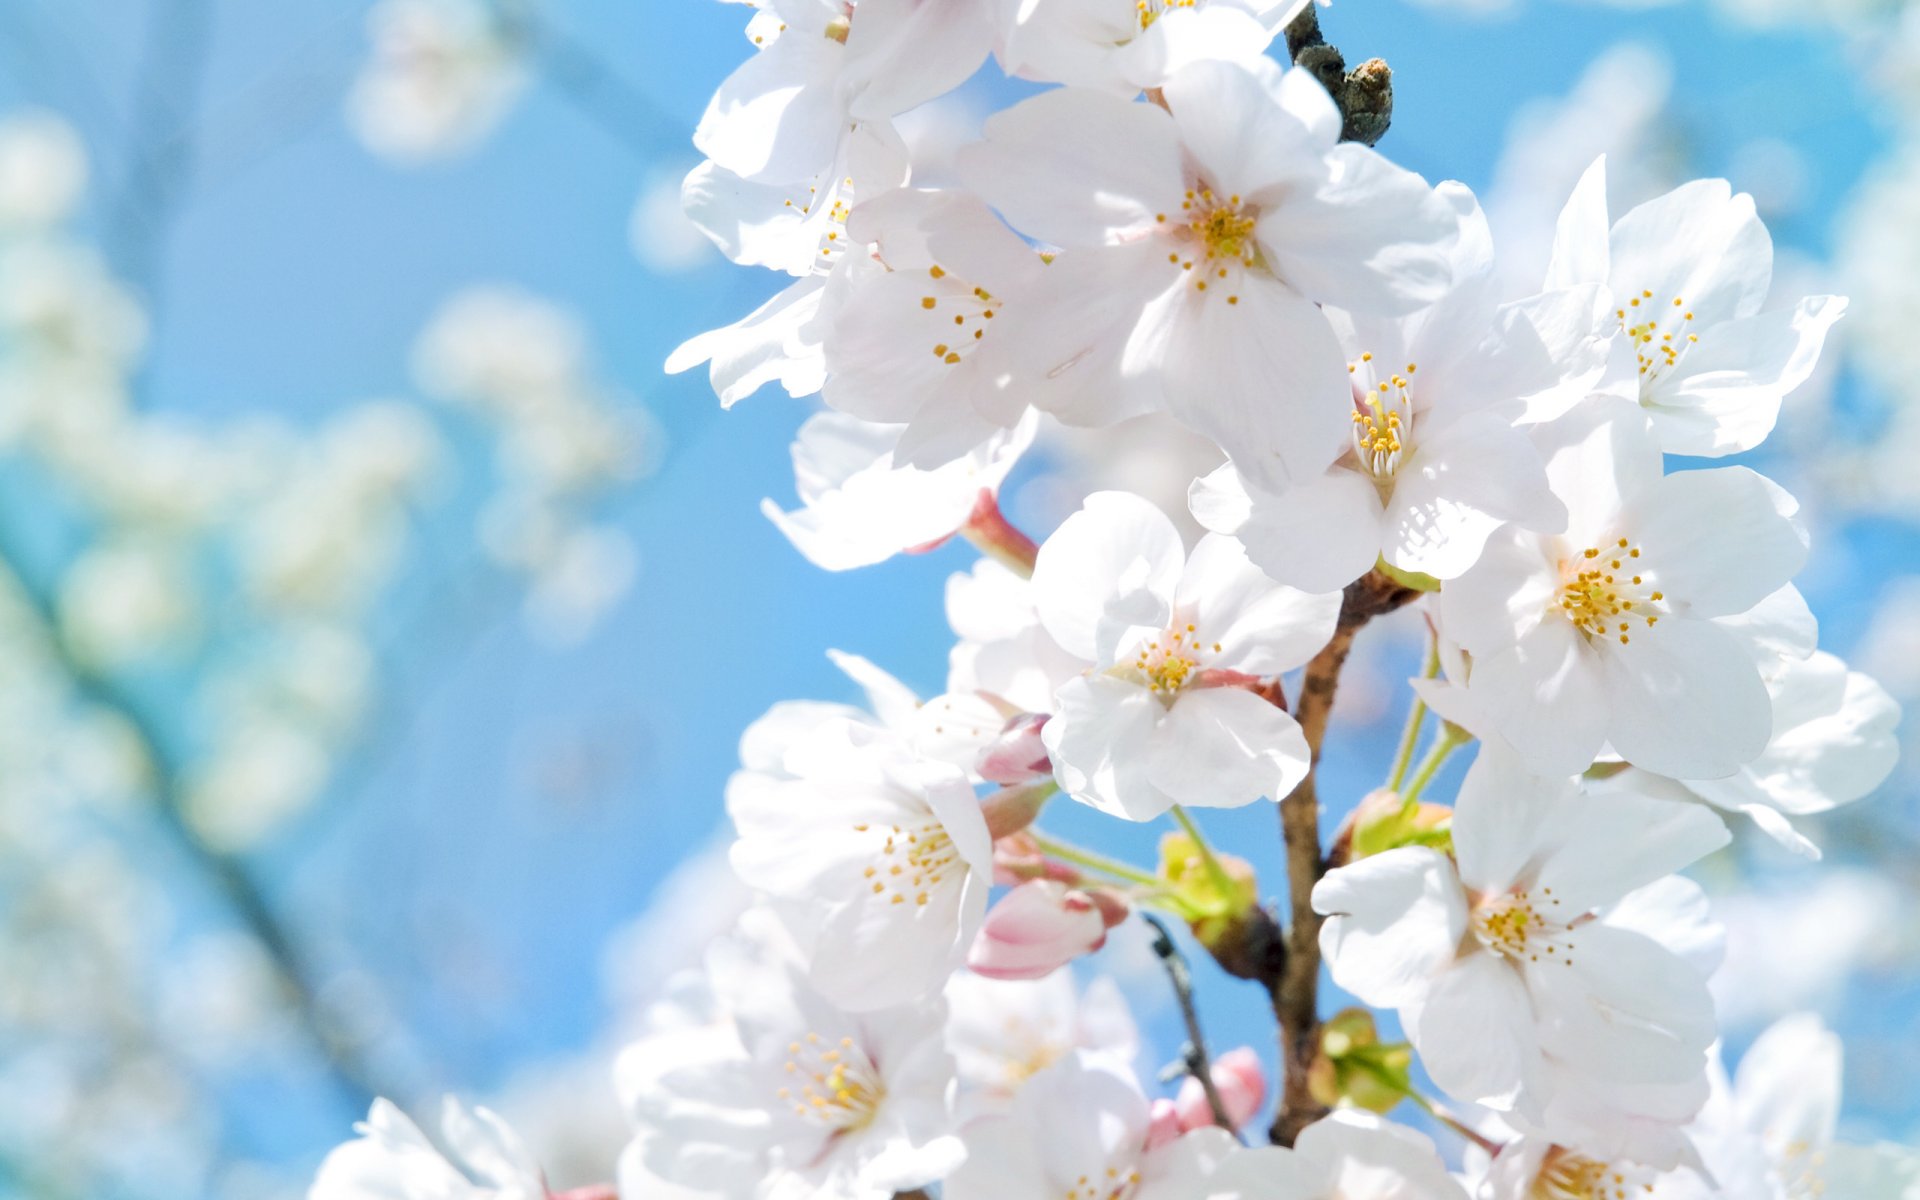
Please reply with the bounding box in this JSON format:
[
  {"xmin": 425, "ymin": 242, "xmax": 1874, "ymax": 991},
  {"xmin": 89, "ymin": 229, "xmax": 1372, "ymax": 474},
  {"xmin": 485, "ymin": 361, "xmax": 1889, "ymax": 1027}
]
[{"xmin": 0, "ymin": 1, "xmax": 1915, "ymax": 1197}]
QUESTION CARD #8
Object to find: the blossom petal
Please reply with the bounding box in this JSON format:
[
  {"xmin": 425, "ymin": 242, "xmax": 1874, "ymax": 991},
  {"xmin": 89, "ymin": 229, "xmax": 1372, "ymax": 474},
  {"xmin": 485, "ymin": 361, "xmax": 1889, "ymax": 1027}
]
[
  {"xmin": 1033, "ymin": 491, "xmax": 1184, "ymax": 662},
  {"xmin": 1314, "ymin": 846, "xmax": 1468, "ymax": 1009},
  {"xmin": 1601, "ymin": 617, "xmax": 1772, "ymax": 779},
  {"xmin": 960, "ymin": 87, "xmax": 1183, "ymax": 247},
  {"xmin": 1145, "ymin": 686, "xmax": 1309, "ymax": 808}
]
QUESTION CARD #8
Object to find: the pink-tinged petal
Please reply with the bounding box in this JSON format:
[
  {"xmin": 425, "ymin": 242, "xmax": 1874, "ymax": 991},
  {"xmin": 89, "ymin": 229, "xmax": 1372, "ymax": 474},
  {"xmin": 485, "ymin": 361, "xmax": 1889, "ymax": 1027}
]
[
  {"xmin": 1314, "ymin": 847, "xmax": 1468, "ymax": 1009},
  {"xmin": 1469, "ymin": 619, "xmax": 1611, "ymax": 777},
  {"xmin": 1449, "ymin": 745, "xmax": 1580, "ymax": 896},
  {"xmin": 1412, "ymin": 951, "xmax": 1539, "ymax": 1111},
  {"xmin": 1527, "ymin": 923, "xmax": 1717, "ymax": 1086},
  {"xmin": 1651, "ymin": 295, "xmax": 1846, "ymax": 457},
  {"xmin": 967, "ymin": 881, "xmax": 1108, "ymax": 981},
  {"xmin": 959, "ymin": 87, "xmax": 1184, "ymax": 247},
  {"xmin": 1386, "ymin": 413, "xmax": 1567, "ymax": 582},
  {"xmin": 1600, "ymin": 617, "xmax": 1772, "ymax": 778},
  {"xmin": 1259, "ymin": 144, "xmax": 1460, "ymax": 315},
  {"xmin": 1172, "ymin": 1047, "xmax": 1266, "ymax": 1132},
  {"xmin": 1145, "ymin": 686, "xmax": 1309, "ymax": 808},
  {"xmin": 1032, "ymin": 491, "xmax": 1184, "ymax": 662},
  {"xmin": 1178, "ymin": 533, "xmax": 1344, "ymax": 675},
  {"xmin": 1543, "ymin": 156, "xmax": 1611, "ymax": 290},
  {"xmin": 1208, "ymin": 468, "xmax": 1384, "ymax": 594},
  {"xmin": 1608, "ymin": 178, "xmax": 1772, "ymax": 324},
  {"xmin": 1137, "ymin": 272, "xmax": 1353, "ymax": 492},
  {"xmin": 1439, "ymin": 525, "xmax": 1556, "ymax": 655},
  {"xmin": 1043, "ymin": 674, "xmax": 1177, "ymax": 821},
  {"xmin": 1621, "ymin": 466, "xmax": 1807, "ymax": 617}
]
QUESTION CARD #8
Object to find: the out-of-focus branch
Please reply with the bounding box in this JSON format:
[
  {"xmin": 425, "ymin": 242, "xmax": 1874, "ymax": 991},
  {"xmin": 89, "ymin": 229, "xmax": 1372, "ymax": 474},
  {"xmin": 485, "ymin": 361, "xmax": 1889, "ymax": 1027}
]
[
  {"xmin": 1271, "ymin": 569, "xmax": 1418, "ymax": 1146},
  {"xmin": 1283, "ymin": 4, "xmax": 1393, "ymax": 146},
  {"xmin": 0, "ymin": 525, "xmax": 392, "ymax": 1115},
  {"xmin": 108, "ymin": 0, "xmax": 217, "ymax": 309}
]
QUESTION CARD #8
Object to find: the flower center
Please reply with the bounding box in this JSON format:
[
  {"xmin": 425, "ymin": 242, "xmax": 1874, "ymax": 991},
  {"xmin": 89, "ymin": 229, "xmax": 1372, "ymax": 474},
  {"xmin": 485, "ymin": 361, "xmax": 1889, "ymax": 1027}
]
[
  {"xmin": 1119, "ymin": 622, "xmax": 1222, "ymax": 700},
  {"xmin": 1557, "ymin": 538, "xmax": 1667, "ymax": 646},
  {"xmin": 1154, "ymin": 188, "xmax": 1261, "ymax": 302},
  {"xmin": 916, "ymin": 263, "xmax": 999, "ymax": 366},
  {"xmin": 1062, "ymin": 1162, "xmax": 1146, "ymax": 1200},
  {"xmin": 1348, "ymin": 352, "xmax": 1417, "ymax": 482},
  {"xmin": 1617, "ymin": 290, "xmax": 1699, "ymax": 389},
  {"xmin": 1532, "ymin": 1148, "xmax": 1646, "ymax": 1200},
  {"xmin": 824, "ymin": 1, "xmax": 854, "ymax": 43},
  {"xmin": 1135, "ymin": 0, "xmax": 1199, "ymax": 31},
  {"xmin": 779, "ymin": 1032, "xmax": 886, "ymax": 1131},
  {"xmin": 855, "ymin": 818, "xmax": 959, "ymax": 907},
  {"xmin": 1470, "ymin": 887, "xmax": 1570, "ymax": 963}
]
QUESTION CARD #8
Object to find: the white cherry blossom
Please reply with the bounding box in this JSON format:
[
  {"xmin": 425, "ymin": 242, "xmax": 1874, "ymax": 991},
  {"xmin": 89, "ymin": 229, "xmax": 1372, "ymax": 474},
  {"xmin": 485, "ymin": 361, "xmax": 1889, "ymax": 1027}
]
[
  {"xmin": 1439, "ymin": 400, "xmax": 1808, "ymax": 778},
  {"xmin": 994, "ymin": 0, "xmax": 1313, "ymax": 95},
  {"xmin": 346, "ymin": 0, "xmax": 525, "ymax": 164},
  {"xmin": 626, "ymin": 923, "xmax": 964, "ymax": 1200},
  {"xmin": 1545, "ymin": 156, "xmax": 1846, "ymax": 457},
  {"xmin": 1314, "ymin": 747, "xmax": 1729, "ymax": 1140},
  {"xmin": 822, "ymin": 187, "xmax": 1046, "ymax": 467},
  {"xmin": 727, "ymin": 717, "xmax": 994, "ymax": 1010},
  {"xmin": 311, "ymin": 1097, "xmax": 545, "ymax": 1200},
  {"xmin": 944, "ymin": 971, "xmax": 1138, "ymax": 1113},
  {"xmin": 697, "ymin": 0, "xmax": 992, "ymax": 185},
  {"xmin": 761, "ymin": 408, "xmax": 1037, "ymax": 571},
  {"xmin": 958, "ymin": 59, "xmax": 1460, "ymax": 491},
  {"xmin": 1191, "ymin": 184, "xmax": 1598, "ymax": 591},
  {"xmin": 1031, "ymin": 491, "xmax": 1340, "ymax": 821},
  {"xmin": 943, "ymin": 1051, "xmax": 1253, "ymax": 1200}
]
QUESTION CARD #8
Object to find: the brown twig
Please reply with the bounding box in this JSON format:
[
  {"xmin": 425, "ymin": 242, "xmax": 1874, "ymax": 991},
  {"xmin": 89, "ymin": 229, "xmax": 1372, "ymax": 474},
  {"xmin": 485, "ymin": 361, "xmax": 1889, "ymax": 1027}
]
[
  {"xmin": 1270, "ymin": 570, "xmax": 1418, "ymax": 1146},
  {"xmin": 1142, "ymin": 914, "xmax": 1242, "ymax": 1140},
  {"xmin": 1283, "ymin": 4, "xmax": 1394, "ymax": 146}
]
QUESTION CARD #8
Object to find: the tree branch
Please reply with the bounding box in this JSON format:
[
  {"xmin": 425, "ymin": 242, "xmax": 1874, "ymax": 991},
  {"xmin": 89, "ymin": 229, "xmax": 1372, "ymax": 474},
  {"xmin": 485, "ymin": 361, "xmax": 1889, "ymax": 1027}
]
[
  {"xmin": 1270, "ymin": 569, "xmax": 1418, "ymax": 1146},
  {"xmin": 1283, "ymin": 4, "xmax": 1394, "ymax": 146},
  {"xmin": 1142, "ymin": 913, "xmax": 1241, "ymax": 1139}
]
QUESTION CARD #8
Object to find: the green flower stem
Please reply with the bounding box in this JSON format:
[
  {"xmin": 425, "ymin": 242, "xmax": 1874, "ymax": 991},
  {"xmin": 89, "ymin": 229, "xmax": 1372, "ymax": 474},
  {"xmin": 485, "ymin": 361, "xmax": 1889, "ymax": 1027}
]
[
  {"xmin": 1029, "ymin": 831, "xmax": 1162, "ymax": 889},
  {"xmin": 1386, "ymin": 634, "xmax": 1441, "ymax": 793},
  {"xmin": 1400, "ymin": 723, "xmax": 1471, "ymax": 805},
  {"xmin": 1171, "ymin": 805, "xmax": 1237, "ymax": 910}
]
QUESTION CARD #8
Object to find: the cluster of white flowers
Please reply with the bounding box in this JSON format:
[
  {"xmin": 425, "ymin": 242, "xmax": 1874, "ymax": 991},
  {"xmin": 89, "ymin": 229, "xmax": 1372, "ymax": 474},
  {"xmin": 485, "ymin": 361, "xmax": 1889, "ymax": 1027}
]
[{"xmin": 313, "ymin": 2, "xmax": 1916, "ymax": 1199}]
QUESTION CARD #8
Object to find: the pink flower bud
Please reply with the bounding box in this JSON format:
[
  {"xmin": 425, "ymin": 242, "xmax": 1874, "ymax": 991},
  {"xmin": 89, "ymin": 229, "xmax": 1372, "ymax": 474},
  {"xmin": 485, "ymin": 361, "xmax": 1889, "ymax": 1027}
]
[
  {"xmin": 990, "ymin": 831, "xmax": 1083, "ymax": 886},
  {"xmin": 966, "ymin": 880, "xmax": 1107, "ymax": 980},
  {"xmin": 1174, "ymin": 1046, "xmax": 1267, "ymax": 1131},
  {"xmin": 979, "ymin": 713, "xmax": 1052, "ymax": 787},
  {"xmin": 1144, "ymin": 1099, "xmax": 1184, "ymax": 1152}
]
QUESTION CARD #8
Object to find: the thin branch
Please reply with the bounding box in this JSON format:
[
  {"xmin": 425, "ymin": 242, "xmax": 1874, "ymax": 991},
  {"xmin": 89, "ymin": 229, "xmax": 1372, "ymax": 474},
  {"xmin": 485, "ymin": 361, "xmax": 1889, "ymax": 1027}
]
[
  {"xmin": 1270, "ymin": 569, "xmax": 1418, "ymax": 1146},
  {"xmin": 1141, "ymin": 913, "xmax": 1242, "ymax": 1141}
]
